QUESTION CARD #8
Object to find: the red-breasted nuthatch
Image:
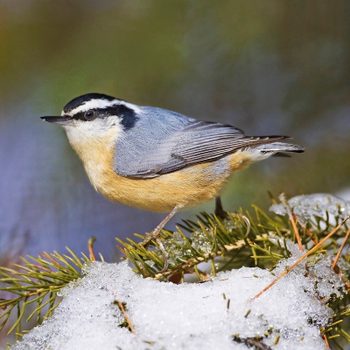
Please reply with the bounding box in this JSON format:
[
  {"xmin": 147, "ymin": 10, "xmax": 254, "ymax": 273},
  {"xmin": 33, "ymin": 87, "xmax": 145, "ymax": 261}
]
[{"xmin": 42, "ymin": 93, "xmax": 303, "ymax": 244}]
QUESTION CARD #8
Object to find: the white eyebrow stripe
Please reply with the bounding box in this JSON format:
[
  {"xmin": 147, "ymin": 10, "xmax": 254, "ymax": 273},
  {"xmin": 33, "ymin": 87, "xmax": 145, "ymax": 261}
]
[
  {"xmin": 118, "ymin": 101, "xmax": 142, "ymax": 113},
  {"xmin": 63, "ymin": 99, "xmax": 141, "ymax": 116}
]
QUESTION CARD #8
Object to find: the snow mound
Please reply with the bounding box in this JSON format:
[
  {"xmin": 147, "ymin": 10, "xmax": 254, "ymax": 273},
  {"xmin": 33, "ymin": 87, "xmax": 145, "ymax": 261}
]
[
  {"xmin": 270, "ymin": 193, "xmax": 350, "ymax": 226},
  {"xmin": 12, "ymin": 256, "xmax": 342, "ymax": 350}
]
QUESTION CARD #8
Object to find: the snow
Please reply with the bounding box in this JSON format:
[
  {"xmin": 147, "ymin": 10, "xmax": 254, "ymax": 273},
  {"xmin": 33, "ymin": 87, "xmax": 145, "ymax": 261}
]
[
  {"xmin": 337, "ymin": 187, "xmax": 350, "ymax": 202},
  {"xmin": 12, "ymin": 257, "xmax": 343, "ymax": 350},
  {"xmin": 11, "ymin": 193, "xmax": 348, "ymax": 350},
  {"xmin": 270, "ymin": 193, "xmax": 350, "ymax": 228}
]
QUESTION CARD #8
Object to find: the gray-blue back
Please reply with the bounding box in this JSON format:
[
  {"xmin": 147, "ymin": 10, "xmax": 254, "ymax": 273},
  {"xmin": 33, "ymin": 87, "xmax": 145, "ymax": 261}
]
[{"xmin": 114, "ymin": 106, "xmax": 249, "ymax": 178}]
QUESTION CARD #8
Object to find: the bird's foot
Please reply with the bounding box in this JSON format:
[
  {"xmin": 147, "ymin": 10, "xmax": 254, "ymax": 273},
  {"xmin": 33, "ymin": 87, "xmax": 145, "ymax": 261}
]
[
  {"xmin": 140, "ymin": 231, "xmax": 169, "ymax": 272},
  {"xmin": 140, "ymin": 228, "xmax": 162, "ymax": 247},
  {"xmin": 215, "ymin": 207, "xmax": 229, "ymax": 220},
  {"xmin": 215, "ymin": 197, "xmax": 229, "ymax": 220},
  {"xmin": 140, "ymin": 205, "xmax": 181, "ymax": 247},
  {"xmin": 140, "ymin": 206, "xmax": 181, "ymax": 272}
]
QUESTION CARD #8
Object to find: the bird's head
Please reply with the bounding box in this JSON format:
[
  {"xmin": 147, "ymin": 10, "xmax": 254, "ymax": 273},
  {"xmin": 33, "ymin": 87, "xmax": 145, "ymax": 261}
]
[{"xmin": 41, "ymin": 93, "xmax": 140, "ymax": 146}]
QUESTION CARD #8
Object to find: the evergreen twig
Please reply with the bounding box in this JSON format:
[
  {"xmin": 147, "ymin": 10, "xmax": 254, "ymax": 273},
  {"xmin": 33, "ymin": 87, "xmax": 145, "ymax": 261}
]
[
  {"xmin": 253, "ymin": 217, "xmax": 349, "ymax": 299},
  {"xmin": 118, "ymin": 202, "xmax": 350, "ymax": 348},
  {"xmin": 0, "ymin": 196, "xmax": 349, "ymax": 348},
  {"xmin": 0, "ymin": 248, "xmax": 92, "ymax": 336}
]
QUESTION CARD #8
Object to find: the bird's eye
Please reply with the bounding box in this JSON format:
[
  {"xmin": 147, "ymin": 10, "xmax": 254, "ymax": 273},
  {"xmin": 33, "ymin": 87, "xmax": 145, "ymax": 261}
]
[{"xmin": 84, "ymin": 110, "xmax": 95, "ymax": 121}]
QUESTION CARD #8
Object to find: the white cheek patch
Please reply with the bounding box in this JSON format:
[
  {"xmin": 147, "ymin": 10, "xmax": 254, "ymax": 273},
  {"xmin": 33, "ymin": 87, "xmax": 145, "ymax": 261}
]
[
  {"xmin": 64, "ymin": 117, "xmax": 124, "ymax": 147},
  {"xmin": 63, "ymin": 99, "xmax": 141, "ymax": 116}
]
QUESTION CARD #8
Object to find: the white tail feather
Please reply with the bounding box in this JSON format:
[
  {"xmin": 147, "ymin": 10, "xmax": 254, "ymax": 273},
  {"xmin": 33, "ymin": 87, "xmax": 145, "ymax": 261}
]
[
  {"xmin": 245, "ymin": 142, "xmax": 304, "ymax": 161},
  {"xmin": 254, "ymin": 142, "xmax": 304, "ymax": 153}
]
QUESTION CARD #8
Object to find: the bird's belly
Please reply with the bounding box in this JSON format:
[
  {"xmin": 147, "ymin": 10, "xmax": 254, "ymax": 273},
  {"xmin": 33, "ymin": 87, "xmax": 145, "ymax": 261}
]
[
  {"xmin": 90, "ymin": 163, "xmax": 228, "ymax": 212},
  {"xmin": 77, "ymin": 140, "xmax": 254, "ymax": 212}
]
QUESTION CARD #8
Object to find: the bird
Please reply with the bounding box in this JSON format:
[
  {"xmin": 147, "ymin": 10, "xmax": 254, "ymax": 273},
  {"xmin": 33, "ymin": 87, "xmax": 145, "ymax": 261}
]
[{"xmin": 41, "ymin": 93, "xmax": 304, "ymax": 246}]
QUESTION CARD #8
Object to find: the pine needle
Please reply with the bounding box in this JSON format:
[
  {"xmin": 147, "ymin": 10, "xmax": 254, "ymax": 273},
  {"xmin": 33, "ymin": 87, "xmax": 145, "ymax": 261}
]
[
  {"xmin": 332, "ymin": 228, "xmax": 350, "ymax": 270},
  {"xmin": 115, "ymin": 300, "xmax": 135, "ymax": 333},
  {"xmin": 253, "ymin": 218, "xmax": 349, "ymax": 299},
  {"xmin": 279, "ymin": 194, "xmax": 303, "ymax": 251},
  {"xmin": 88, "ymin": 236, "xmax": 97, "ymax": 262},
  {"xmin": 290, "ymin": 213, "xmax": 303, "ymax": 252},
  {"xmin": 0, "ymin": 248, "xmax": 92, "ymax": 335}
]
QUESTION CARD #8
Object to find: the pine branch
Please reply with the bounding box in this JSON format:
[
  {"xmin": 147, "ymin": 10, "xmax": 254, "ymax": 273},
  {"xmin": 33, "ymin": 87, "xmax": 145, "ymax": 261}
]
[
  {"xmin": 0, "ymin": 196, "xmax": 349, "ymax": 347},
  {"xmin": 118, "ymin": 206, "xmax": 348, "ymax": 280},
  {"xmin": 0, "ymin": 248, "xmax": 93, "ymax": 336},
  {"xmin": 118, "ymin": 202, "xmax": 350, "ymax": 348},
  {"xmin": 323, "ymin": 295, "xmax": 350, "ymax": 347},
  {"xmin": 253, "ymin": 218, "xmax": 349, "ymax": 299}
]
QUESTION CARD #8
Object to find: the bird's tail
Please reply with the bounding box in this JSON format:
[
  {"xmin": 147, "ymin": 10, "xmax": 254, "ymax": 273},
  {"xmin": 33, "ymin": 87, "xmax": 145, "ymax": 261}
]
[{"xmin": 242, "ymin": 136, "xmax": 304, "ymax": 161}]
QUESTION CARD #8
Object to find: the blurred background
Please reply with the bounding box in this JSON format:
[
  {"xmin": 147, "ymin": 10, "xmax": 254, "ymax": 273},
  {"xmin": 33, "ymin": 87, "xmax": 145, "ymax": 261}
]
[{"xmin": 0, "ymin": 0, "xmax": 349, "ymax": 262}]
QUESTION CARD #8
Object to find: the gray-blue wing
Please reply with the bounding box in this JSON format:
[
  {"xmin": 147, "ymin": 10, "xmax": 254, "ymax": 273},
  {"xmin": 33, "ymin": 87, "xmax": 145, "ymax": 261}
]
[{"xmin": 114, "ymin": 106, "xmax": 281, "ymax": 178}]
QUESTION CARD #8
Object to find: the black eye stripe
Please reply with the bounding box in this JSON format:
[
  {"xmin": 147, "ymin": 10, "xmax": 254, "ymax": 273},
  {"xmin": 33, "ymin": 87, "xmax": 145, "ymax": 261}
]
[
  {"xmin": 71, "ymin": 112, "xmax": 91, "ymax": 121},
  {"xmin": 108, "ymin": 105, "xmax": 139, "ymax": 130},
  {"xmin": 71, "ymin": 108, "xmax": 108, "ymax": 121},
  {"xmin": 71, "ymin": 105, "xmax": 139, "ymax": 130}
]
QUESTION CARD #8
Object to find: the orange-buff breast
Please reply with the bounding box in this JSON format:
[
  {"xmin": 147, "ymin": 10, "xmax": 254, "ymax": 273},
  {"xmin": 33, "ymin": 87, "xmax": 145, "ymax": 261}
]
[{"xmin": 71, "ymin": 137, "xmax": 254, "ymax": 212}]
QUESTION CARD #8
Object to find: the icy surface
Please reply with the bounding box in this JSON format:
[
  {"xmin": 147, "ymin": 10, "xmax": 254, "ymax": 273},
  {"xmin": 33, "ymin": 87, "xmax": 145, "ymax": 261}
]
[
  {"xmin": 270, "ymin": 193, "xmax": 350, "ymax": 226},
  {"xmin": 337, "ymin": 187, "xmax": 350, "ymax": 202},
  {"xmin": 12, "ymin": 256, "xmax": 343, "ymax": 350}
]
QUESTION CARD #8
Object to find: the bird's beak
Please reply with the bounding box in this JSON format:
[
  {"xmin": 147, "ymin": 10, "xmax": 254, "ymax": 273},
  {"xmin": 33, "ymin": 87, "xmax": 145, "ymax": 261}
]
[{"xmin": 40, "ymin": 115, "xmax": 72, "ymax": 125}]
